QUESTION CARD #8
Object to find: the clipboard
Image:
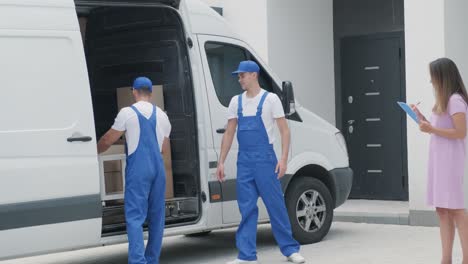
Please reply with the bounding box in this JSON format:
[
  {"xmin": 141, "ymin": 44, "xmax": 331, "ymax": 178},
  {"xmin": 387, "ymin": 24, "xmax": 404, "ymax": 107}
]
[{"xmin": 397, "ymin": 101, "xmax": 419, "ymax": 123}]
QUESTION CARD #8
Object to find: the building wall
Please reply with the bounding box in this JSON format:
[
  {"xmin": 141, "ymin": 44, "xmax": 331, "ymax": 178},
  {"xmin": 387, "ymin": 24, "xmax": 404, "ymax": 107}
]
[
  {"xmin": 405, "ymin": 0, "xmax": 445, "ymax": 225},
  {"xmin": 445, "ymin": 0, "xmax": 468, "ymax": 85},
  {"xmin": 201, "ymin": 0, "xmax": 268, "ymax": 62},
  {"xmin": 267, "ymin": 0, "xmax": 335, "ymax": 124}
]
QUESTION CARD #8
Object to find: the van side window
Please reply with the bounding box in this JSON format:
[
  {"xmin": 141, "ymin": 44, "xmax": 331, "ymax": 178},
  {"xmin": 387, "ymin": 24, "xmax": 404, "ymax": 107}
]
[
  {"xmin": 205, "ymin": 42, "xmax": 247, "ymax": 107},
  {"xmin": 247, "ymin": 56, "xmax": 280, "ymax": 95}
]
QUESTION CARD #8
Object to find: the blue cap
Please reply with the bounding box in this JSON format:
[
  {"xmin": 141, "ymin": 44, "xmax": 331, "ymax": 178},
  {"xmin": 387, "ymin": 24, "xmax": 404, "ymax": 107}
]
[
  {"xmin": 232, "ymin": 60, "xmax": 260, "ymax": 76},
  {"xmin": 133, "ymin": 77, "xmax": 153, "ymax": 92}
]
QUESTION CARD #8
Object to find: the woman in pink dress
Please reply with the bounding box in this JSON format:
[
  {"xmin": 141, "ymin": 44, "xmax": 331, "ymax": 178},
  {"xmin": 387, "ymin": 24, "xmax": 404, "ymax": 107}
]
[{"xmin": 413, "ymin": 58, "xmax": 468, "ymax": 264}]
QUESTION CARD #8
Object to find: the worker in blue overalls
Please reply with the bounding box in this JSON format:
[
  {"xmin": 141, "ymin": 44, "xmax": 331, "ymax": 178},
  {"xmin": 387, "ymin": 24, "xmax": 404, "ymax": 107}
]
[
  {"xmin": 217, "ymin": 61, "xmax": 306, "ymax": 264},
  {"xmin": 98, "ymin": 76, "xmax": 171, "ymax": 264}
]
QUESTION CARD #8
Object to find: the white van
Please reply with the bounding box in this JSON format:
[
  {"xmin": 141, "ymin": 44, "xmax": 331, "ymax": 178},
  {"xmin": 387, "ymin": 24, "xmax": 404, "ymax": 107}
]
[{"xmin": 0, "ymin": 0, "xmax": 352, "ymax": 260}]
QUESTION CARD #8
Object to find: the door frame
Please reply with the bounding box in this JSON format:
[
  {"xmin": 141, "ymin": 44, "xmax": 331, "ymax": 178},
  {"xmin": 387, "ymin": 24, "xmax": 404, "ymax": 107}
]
[{"xmin": 338, "ymin": 31, "xmax": 408, "ymax": 200}]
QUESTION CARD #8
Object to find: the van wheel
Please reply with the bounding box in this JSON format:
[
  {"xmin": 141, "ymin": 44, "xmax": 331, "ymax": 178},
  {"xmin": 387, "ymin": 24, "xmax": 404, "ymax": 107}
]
[
  {"xmin": 285, "ymin": 177, "xmax": 333, "ymax": 244},
  {"xmin": 184, "ymin": 231, "xmax": 212, "ymax": 237}
]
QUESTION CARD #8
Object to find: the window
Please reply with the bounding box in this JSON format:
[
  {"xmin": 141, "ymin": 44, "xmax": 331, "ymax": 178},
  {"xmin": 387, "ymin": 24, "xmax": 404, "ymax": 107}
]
[
  {"xmin": 205, "ymin": 42, "xmax": 282, "ymax": 107},
  {"xmin": 205, "ymin": 42, "xmax": 246, "ymax": 107},
  {"xmin": 251, "ymin": 58, "xmax": 279, "ymax": 95}
]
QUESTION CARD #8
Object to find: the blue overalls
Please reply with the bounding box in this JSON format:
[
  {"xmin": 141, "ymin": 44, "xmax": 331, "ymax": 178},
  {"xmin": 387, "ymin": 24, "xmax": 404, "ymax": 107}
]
[
  {"xmin": 235, "ymin": 92, "xmax": 300, "ymax": 261},
  {"xmin": 125, "ymin": 105, "xmax": 166, "ymax": 264}
]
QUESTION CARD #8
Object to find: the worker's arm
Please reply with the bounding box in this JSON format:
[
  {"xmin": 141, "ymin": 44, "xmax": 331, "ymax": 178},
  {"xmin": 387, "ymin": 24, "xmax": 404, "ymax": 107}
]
[
  {"xmin": 216, "ymin": 118, "xmax": 237, "ymax": 182},
  {"xmin": 97, "ymin": 129, "xmax": 125, "ymax": 154},
  {"xmin": 275, "ymin": 117, "xmax": 290, "ymax": 179},
  {"xmin": 161, "ymin": 137, "xmax": 170, "ymax": 154}
]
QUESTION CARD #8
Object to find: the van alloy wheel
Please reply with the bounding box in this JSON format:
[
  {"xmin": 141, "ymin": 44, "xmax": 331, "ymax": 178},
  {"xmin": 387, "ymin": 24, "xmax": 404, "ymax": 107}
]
[
  {"xmin": 285, "ymin": 177, "xmax": 334, "ymax": 244},
  {"xmin": 296, "ymin": 190, "xmax": 326, "ymax": 232}
]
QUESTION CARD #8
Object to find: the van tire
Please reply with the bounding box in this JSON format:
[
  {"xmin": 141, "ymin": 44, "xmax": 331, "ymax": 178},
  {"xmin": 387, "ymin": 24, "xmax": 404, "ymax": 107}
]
[
  {"xmin": 285, "ymin": 177, "xmax": 333, "ymax": 244},
  {"xmin": 184, "ymin": 231, "xmax": 212, "ymax": 237}
]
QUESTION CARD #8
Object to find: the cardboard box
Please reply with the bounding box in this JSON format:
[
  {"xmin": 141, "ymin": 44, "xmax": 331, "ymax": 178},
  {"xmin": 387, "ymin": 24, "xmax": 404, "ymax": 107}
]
[
  {"xmin": 102, "ymin": 144, "xmax": 125, "ymax": 156},
  {"xmin": 104, "ymin": 171, "xmax": 124, "ymax": 194},
  {"xmin": 116, "ymin": 85, "xmax": 164, "ymax": 111},
  {"xmin": 114, "ymin": 85, "xmax": 174, "ymax": 199},
  {"xmin": 101, "ymin": 147, "xmax": 125, "ymax": 196},
  {"xmin": 100, "ymin": 150, "xmax": 174, "ymax": 198},
  {"xmin": 103, "ymin": 160, "xmax": 122, "ymax": 173},
  {"xmin": 101, "ymin": 145, "xmax": 125, "ymax": 195}
]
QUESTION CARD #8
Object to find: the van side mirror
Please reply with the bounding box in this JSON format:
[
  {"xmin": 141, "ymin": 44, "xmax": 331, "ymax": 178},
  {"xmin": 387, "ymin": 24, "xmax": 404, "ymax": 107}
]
[{"xmin": 282, "ymin": 81, "xmax": 296, "ymax": 116}]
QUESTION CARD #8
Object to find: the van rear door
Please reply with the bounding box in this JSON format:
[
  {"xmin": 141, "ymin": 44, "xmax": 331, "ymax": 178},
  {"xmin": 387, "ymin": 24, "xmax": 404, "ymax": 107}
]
[{"xmin": 0, "ymin": 1, "xmax": 101, "ymax": 260}]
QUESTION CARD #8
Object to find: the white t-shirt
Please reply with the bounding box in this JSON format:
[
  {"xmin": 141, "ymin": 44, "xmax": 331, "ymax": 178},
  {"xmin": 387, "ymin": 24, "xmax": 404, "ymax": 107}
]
[
  {"xmin": 227, "ymin": 89, "xmax": 285, "ymax": 144},
  {"xmin": 112, "ymin": 101, "xmax": 171, "ymax": 155}
]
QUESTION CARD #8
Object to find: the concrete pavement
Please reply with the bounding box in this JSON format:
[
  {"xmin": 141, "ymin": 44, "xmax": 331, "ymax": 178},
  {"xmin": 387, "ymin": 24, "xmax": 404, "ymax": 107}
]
[
  {"xmin": 1, "ymin": 222, "xmax": 463, "ymax": 264},
  {"xmin": 334, "ymin": 199, "xmax": 410, "ymax": 225}
]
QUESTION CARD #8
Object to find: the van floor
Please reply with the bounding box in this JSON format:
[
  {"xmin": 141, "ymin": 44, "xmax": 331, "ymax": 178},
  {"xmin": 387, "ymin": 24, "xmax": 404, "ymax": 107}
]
[{"xmin": 102, "ymin": 197, "xmax": 199, "ymax": 235}]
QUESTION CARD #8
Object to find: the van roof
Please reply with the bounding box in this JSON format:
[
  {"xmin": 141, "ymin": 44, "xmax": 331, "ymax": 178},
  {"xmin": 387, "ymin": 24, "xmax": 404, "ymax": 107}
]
[
  {"xmin": 75, "ymin": 0, "xmax": 241, "ymax": 40},
  {"xmin": 75, "ymin": 0, "xmax": 180, "ymax": 9},
  {"xmin": 0, "ymin": 0, "xmax": 239, "ymax": 40},
  {"xmin": 183, "ymin": 0, "xmax": 239, "ymax": 39}
]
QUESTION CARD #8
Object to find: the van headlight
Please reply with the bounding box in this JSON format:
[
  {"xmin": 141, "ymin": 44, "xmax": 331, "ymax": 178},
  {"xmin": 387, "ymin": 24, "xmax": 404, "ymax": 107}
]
[{"xmin": 335, "ymin": 132, "xmax": 348, "ymax": 155}]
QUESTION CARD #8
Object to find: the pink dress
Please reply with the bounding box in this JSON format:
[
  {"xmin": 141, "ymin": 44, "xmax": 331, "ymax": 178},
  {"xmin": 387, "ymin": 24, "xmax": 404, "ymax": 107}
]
[{"xmin": 427, "ymin": 94, "xmax": 468, "ymax": 209}]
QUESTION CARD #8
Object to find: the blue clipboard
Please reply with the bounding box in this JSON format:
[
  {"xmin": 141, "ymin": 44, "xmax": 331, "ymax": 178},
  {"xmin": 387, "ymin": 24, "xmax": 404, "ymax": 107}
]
[{"xmin": 397, "ymin": 101, "xmax": 419, "ymax": 123}]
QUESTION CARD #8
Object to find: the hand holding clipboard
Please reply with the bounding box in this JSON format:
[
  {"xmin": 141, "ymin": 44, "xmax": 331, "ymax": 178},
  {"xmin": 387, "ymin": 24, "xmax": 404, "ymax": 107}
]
[{"xmin": 397, "ymin": 101, "xmax": 425, "ymax": 123}]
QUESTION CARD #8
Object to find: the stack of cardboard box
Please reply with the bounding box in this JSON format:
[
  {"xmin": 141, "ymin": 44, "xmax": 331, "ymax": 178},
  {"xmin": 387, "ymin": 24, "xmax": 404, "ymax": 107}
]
[
  {"xmin": 100, "ymin": 85, "xmax": 174, "ymax": 199},
  {"xmin": 102, "ymin": 145, "xmax": 125, "ymax": 194}
]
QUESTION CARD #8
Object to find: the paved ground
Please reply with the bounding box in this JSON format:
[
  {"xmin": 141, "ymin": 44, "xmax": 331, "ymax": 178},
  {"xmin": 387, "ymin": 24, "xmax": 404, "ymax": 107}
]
[
  {"xmin": 1, "ymin": 222, "xmax": 464, "ymax": 264},
  {"xmin": 334, "ymin": 199, "xmax": 410, "ymax": 225}
]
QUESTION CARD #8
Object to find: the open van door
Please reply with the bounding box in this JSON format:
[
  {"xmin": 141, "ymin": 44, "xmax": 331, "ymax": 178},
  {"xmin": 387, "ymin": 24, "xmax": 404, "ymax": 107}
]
[
  {"xmin": 0, "ymin": 1, "xmax": 101, "ymax": 260},
  {"xmin": 198, "ymin": 35, "xmax": 284, "ymax": 224}
]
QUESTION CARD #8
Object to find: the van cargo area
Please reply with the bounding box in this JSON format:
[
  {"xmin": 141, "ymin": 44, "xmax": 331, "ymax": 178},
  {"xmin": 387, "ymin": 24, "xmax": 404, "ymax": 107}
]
[{"xmin": 77, "ymin": 3, "xmax": 200, "ymax": 236}]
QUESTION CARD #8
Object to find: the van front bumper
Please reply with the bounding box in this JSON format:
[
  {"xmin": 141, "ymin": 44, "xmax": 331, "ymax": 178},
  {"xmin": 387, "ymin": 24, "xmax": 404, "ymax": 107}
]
[{"xmin": 330, "ymin": 167, "xmax": 353, "ymax": 208}]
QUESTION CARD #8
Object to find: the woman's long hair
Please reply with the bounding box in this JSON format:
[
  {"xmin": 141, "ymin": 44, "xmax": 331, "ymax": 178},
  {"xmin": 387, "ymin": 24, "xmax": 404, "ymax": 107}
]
[{"xmin": 429, "ymin": 58, "xmax": 468, "ymax": 114}]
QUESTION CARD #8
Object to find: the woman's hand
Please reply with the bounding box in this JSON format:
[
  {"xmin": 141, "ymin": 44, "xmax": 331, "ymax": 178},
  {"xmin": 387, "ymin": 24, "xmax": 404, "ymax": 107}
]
[
  {"xmin": 410, "ymin": 104, "xmax": 426, "ymax": 122},
  {"xmin": 419, "ymin": 121, "xmax": 433, "ymax": 133}
]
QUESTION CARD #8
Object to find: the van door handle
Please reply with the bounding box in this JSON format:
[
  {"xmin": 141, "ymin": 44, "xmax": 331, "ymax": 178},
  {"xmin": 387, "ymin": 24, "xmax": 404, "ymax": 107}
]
[
  {"xmin": 67, "ymin": 136, "xmax": 92, "ymax": 142},
  {"xmin": 216, "ymin": 128, "xmax": 226, "ymax": 134}
]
